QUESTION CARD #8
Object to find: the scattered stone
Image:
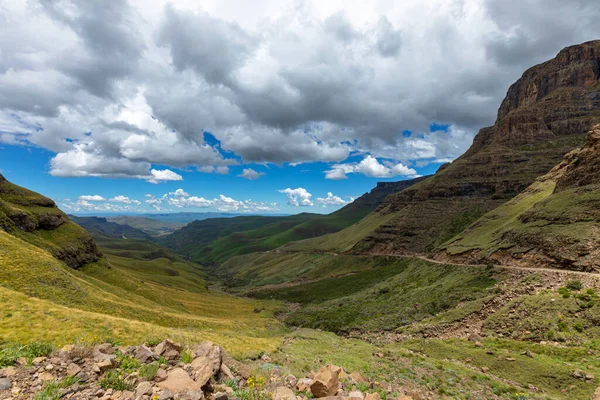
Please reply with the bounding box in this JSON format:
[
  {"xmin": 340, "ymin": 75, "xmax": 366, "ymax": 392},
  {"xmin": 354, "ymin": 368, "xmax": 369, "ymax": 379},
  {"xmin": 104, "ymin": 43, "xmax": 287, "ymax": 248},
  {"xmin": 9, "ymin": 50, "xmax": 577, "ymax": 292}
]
[
  {"xmin": 593, "ymin": 386, "xmax": 600, "ymax": 400},
  {"xmin": 96, "ymin": 359, "xmax": 113, "ymax": 371},
  {"xmin": 158, "ymin": 368, "xmax": 201, "ymax": 394},
  {"xmin": 0, "ymin": 378, "xmax": 12, "ymax": 391},
  {"xmin": 155, "ymin": 368, "xmax": 168, "ymax": 382},
  {"xmin": 164, "ymin": 349, "xmax": 181, "ymax": 360},
  {"xmin": 573, "ymin": 369, "xmax": 585, "ymax": 379},
  {"xmin": 136, "ymin": 381, "xmax": 154, "ymax": 397},
  {"xmin": 474, "ymin": 341, "xmax": 484, "ymax": 348},
  {"xmin": 67, "ymin": 363, "xmax": 82, "ymax": 376},
  {"xmin": 159, "ymin": 389, "xmax": 175, "ymax": 400},
  {"xmin": 481, "ymin": 367, "xmax": 490, "ymax": 373},
  {"xmin": 221, "ymin": 364, "xmax": 236, "ymax": 381},
  {"xmin": 185, "ymin": 389, "xmax": 205, "ymax": 400},
  {"xmin": 521, "ymin": 350, "xmax": 534, "ymax": 358},
  {"xmin": 0, "ymin": 366, "xmax": 17, "ymax": 377},
  {"xmin": 191, "ymin": 357, "xmax": 214, "ymax": 387},
  {"xmin": 39, "ymin": 372, "xmax": 55, "ymax": 382},
  {"xmin": 505, "ymin": 358, "xmax": 516, "ymax": 362},
  {"xmin": 349, "ymin": 372, "xmax": 366, "ymax": 384},
  {"xmin": 310, "ymin": 365, "xmax": 341, "ymax": 398},
  {"xmin": 274, "ymin": 386, "xmax": 297, "ymax": 400},
  {"xmin": 586, "ymin": 374, "xmax": 595, "ymax": 381}
]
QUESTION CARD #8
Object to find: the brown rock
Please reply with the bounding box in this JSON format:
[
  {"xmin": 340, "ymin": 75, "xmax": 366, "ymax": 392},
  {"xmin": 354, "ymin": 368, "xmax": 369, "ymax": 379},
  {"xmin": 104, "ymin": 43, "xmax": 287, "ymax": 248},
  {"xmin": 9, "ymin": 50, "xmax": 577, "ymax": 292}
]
[
  {"xmin": 135, "ymin": 346, "xmax": 158, "ymax": 364},
  {"xmin": 310, "ymin": 364, "xmax": 341, "ymax": 398},
  {"xmin": 297, "ymin": 378, "xmax": 313, "ymax": 392},
  {"xmin": 155, "ymin": 340, "xmax": 183, "ymax": 356},
  {"xmin": 158, "ymin": 368, "xmax": 201, "ymax": 394},
  {"xmin": 136, "ymin": 381, "xmax": 154, "ymax": 397},
  {"xmin": 274, "ymin": 386, "xmax": 297, "ymax": 400},
  {"xmin": 192, "ymin": 342, "xmax": 222, "ymax": 374},
  {"xmin": 364, "ymin": 393, "xmax": 380, "ymax": 400},
  {"xmin": 221, "ymin": 364, "xmax": 235, "ymax": 381},
  {"xmin": 349, "ymin": 372, "xmax": 367, "ymax": 384},
  {"xmin": 349, "ymin": 391, "xmax": 364, "ymax": 400},
  {"xmin": 96, "ymin": 359, "xmax": 113, "ymax": 371},
  {"xmin": 155, "ymin": 368, "xmax": 168, "ymax": 382},
  {"xmin": 0, "ymin": 367, "xmax": 17, "ymax": 377},
  {"xmin": 67, "ymin": 363, "xmax": 82, "ymax": 376},
  {"xmin": 191, "ymin": 357, "xmax": 214, "ymax": 387}
]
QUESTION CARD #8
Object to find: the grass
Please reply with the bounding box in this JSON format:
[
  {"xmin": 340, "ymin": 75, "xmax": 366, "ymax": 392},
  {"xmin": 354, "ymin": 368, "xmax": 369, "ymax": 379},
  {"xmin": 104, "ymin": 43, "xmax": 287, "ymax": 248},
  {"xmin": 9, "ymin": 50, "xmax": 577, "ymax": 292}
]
[
  {"xmin": 0, "ymin": 229, "xmax": 287, "ymax": 358},
  {"xmin": 34, "ymin": 376, "xmax": 80, "ymax": 400},
  {"xmin": 0, "ymin": 342, "xmax": 54, "ymax": 367}
]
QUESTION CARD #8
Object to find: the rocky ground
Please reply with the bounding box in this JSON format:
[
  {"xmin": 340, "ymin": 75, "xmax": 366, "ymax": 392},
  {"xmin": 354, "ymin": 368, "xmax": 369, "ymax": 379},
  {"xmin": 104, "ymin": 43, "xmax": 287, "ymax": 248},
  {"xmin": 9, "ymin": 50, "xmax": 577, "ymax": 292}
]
[{"xmin": 0, "ymin": 340, "xmax": 420, "ymax": 400}]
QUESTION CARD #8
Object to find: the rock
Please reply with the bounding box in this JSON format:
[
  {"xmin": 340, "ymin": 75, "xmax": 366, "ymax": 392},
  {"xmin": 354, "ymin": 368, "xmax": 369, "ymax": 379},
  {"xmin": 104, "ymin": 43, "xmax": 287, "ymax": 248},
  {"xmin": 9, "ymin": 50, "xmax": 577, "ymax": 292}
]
[
  {"xmin": 136, "ymin": 381, "xmax": 153, "ymax": 397},
  {"xmin": 397, "ymin": 397, "xmax": 413, "ymax": 400},
  {"xmin": 159, "ymin": 389, "xmax": 175, "ymax": 400},
  {"xmin": 481, "ymin": 367, "xmax": 490, "ymax": 373},
  {"xmin": 297, "ymin": 378, "xmax": 313, "ymax": 392},
  {"xmin": 0, "ymin": 378, "xmax": 11, "ymax": 391},
  {"xmin": 285, "ymin": 374, "xmax": 297, "ymax": 388},
  {"xmin": 45, "ymin": 364, "xmax": 54, "ymax": 371},
  {"xmin": 349, "ymin": 391, "xmax": 364, "ymax": 400},
  {"xmin": 67, "ymin": 362, "xmax": 82, "ymax": 376},
  {"xmin": 155, "ymin": 368, "xmax": 168, "ymax": 382},
  {"xmin": 192, "ymin": 342, "xmax": 222, "ymax": 374},
  {"xmin": 364, "ymin": 393, "xmax": 380, "ymax": 400},
  {"xmin": 158, "ymin": 368, "xmax": 201, "ymax": 394},
  {"xmin": 0, "ymin": 367, "xmax": 16, "ymax": 377},
  {"xmin": 274, "ymin": 386, "xmax": 297, "ymax": 400},
  {"xmin": 33, "ymin": 357, "xmax": 47, "ymax": 365},
  {"xmin": 505, "ymin": 358, "xmax": 516, "ymax": 362},
  {"xmin": 120, "ymin": 390, "xmax": 135, "ymax": 400},
  {"xmin": 521, "ymin": 350, "xmax": 534, "ymax": 358},
  {"xmin": 221, "ymin": 364, "xmax": 236, "ymax": 381},
  {"xmin": 96, "ymin": 359, "xmax": 113, "ymax": 371},
  {"xmin": 349, "ymin": 372, "xmax": 366, "ymax": 384},
  {"xmin": 214, "ymin": 392, "xmax": 228, "ymax": 400},
  {"xmin": 135, "ymin": 346, "xmax": 158, "ymax": 364},
  {"xmin": 474, "ymin": 341, "xmax": 483, "ymax": 348},
  {"xmin": 155, "ymin": 340, "xmax": 183, "ymax": 356},
  {"xmin": 191, "ymin": 357, "xmax": 214, "ymax": 387},
  {"xmin": 184, "ymin": 389, "xmax": 204, "ymax": 400},
  {"xmin": 164, "ymin": 350, "xmax": 180, "ymax": 361},
  {"xmin": 310, "ymin": 364, "xmax": 341, "ymax": 398},
  {"xmin": 586, "ymin": 374, "xmax": 596, "ymax": 381},
  {"xmin": 573, "ymin": 369, "xmax": 585, "ymax": 379},
  {"xmin": 593, "ymin": 386, "xmax": 600, "ymax": 400},
  {"xmin": 39, "ymin": 372, "xmax": 55, "ymax": 381}
]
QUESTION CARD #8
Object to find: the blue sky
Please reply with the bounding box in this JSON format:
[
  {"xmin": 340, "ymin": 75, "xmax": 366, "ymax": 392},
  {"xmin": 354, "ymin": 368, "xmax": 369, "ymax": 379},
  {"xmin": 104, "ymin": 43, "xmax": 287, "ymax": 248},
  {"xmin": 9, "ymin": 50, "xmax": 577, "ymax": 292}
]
[{"xmin": 0, "ymin": 137, "xmax": 445, "ymax": 215}]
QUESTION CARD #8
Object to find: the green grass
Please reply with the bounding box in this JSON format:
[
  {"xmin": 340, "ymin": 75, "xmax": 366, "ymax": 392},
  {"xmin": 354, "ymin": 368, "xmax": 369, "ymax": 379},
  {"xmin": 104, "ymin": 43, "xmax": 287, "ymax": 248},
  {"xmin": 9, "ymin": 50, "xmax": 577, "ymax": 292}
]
[
  {"xmin": 0, "ymin": 342, "xmax": 54, "ymax": 367},
  {"xmin": 34, "ymin": 376, "xmax": 80, "ymax": 400}
]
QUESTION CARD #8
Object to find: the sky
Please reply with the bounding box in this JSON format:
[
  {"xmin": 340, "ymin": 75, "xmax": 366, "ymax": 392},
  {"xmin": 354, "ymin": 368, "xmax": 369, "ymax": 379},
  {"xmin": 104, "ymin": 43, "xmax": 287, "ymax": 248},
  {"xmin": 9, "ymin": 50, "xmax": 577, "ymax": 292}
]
[{"xmin": 0, "ymin": 0, "xmax": 599, "ymax": 215}]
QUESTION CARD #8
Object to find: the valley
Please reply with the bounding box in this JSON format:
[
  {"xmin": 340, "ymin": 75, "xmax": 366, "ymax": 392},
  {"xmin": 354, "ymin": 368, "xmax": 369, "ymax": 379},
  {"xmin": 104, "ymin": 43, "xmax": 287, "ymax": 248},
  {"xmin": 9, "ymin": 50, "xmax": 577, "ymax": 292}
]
[{"xmin": 2, "ymin": 40, "xmax": 600, "ymax": 400}]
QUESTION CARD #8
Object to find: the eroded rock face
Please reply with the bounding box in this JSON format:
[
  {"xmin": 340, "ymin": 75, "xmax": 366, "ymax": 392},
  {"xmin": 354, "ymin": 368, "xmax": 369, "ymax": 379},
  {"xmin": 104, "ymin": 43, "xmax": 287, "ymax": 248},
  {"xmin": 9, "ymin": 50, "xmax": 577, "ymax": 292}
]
[{"xmin": 355, "ymin": 40, "xmax": 600, "ymax": 255}]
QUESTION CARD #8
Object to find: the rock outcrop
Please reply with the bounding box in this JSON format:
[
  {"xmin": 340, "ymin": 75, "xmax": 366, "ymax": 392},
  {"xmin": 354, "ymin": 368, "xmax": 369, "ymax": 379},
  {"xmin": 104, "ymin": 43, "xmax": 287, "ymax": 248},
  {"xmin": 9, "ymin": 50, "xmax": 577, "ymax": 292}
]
[
  {"xmin": 0, "ymin": 173, "xmax": 101, "ymax": 268},
  {"xmin": 353, "ymin": 40, "xmax": 600, "ymax": 256}
]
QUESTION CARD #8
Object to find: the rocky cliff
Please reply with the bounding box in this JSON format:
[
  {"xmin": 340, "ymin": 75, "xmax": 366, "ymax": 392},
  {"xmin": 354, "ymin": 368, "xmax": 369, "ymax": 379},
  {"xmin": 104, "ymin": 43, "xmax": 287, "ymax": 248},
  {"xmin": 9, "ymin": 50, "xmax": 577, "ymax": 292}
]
[
  {"xmin": 439, "ymin": 124, "xmax": 600, "ymax": 271},
  {"xmin": 354, "ymin": 40, "xmax": 600, "ymax": 255},
  {"xmin": 0, "ymin": 174, "xmax": 102, "ymax": 268}
]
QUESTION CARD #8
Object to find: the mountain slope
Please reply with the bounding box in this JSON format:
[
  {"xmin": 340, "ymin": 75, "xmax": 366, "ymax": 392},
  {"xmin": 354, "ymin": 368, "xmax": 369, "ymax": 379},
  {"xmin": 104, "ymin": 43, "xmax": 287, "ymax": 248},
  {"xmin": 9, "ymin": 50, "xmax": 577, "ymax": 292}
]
[
  {"xmin": 71, "ymin": 216, "xmax": 154, "ymax": 240},
  {"xmin": 439, "ymin": 124, "xmax": 600, "ymax": 271},
  {"xmin": 106, "ymin": 215, "xmax": 183, "ymax": 237},
  {"xmin": 288, "ymin": 40, "xmax": 600, "ymax": 256},
  {"xmin": 0, "ymin": 174, "xmax": 101, "ymax": 268}
]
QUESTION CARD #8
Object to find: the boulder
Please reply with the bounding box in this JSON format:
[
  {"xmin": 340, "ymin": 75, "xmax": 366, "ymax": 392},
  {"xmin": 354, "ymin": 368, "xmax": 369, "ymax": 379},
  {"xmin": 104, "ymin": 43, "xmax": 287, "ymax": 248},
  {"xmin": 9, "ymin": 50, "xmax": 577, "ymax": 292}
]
[
  {"xmin": 220, "ymin": 364, "xmax": 235, "ymax": 381},
  {"xmin": 192, "ymin": 342, "xmax": 222, "ymax": 374},
  {"xmin": 364, "ymin": 394, "xmax": 380, "ymax": 400},
  {"xmin": 310, "ymin": 365, "xmax": 341, "ymax": 398},
  {"xmin": 349, "ymin": 391, "xmax": 364, "ymax": 400},
  {"xmin": 155, "ymin": 339, "xmax": 183, "ymax": 356},
  {"xmin": 155, "ymin": 368, "xmax": 168, "ymax": 382},
  {"xmin": 135, "ymin": 346, "xmax": 158, "ymax": 364},
  {"xmin": 136, "ymin": 381, "xmax": 153, "ymax": 397},
  {"xmin": 213, "ymin": 392, "xmax": 228, "ymax": 400},
  {"xmin": 0, "ymin": 378, "xmax": 11, "ymax": 391},
  {"xmin": 191, "ymin": 357, "xmax": 214, "ymax": 387},
  {"xmin": 96, "ymin": 359, "xmax": 113, "ymax": 372},
  {"xmin": 158, "ymin": 368, "xmax": 201, "ymax": 394},
  {"xmin": 273, "ymin": 386, "xmax": 296, "ymax": 400},
  {"xmin": 0, "ymin": 367, "xmax": 16, "ymax": 377},
  {"xmin": 297, "ymin": 378, "xmax": 313, "ymax": 392},
  {"xmin": 67, "ymin": 363, "xmax": 82, "ymax": 376}
]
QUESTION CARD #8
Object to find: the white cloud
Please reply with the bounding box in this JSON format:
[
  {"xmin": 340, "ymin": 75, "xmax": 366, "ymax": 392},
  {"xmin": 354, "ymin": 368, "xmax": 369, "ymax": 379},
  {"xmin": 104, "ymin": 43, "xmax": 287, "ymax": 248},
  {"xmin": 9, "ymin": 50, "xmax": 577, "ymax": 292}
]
[
  {"xmin": 78, "ymin": 195, "xmax": 106, "ymax": 202},
  {"xmin": 238, "ymin": 168, "xmax": 264, "ymax": 180},
  {"xmin": 325, "ymin": 155, "xmax": 418, "ymax": 179},
  {"xmin": 109, "ymin": 195, "xmax": 142, "ymax": 205},
  {"xmin": 279, "ymin": 187, "xmax": 314, "ymax": 207},
  {"xmin": 147, "ymin": 169, "xmax": 183, "ymax": 184},
  {"xmin": 316, "ymin": 192, "xmax": 349, "ymax": 206}
]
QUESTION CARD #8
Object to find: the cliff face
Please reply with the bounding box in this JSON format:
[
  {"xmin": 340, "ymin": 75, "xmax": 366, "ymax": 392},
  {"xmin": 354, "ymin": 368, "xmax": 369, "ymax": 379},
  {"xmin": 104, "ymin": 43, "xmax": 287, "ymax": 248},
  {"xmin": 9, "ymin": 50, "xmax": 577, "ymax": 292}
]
[
  {"xmin": 355, "ymin": 41, "xmax": 600, "ymax": 255},
  {"xmin": 439, "ymin": 124, "xmax": 600, "ymax": 271},
  {"xmin": 0, "ymin": 174, "xmax": 102, "ymax": 268}
]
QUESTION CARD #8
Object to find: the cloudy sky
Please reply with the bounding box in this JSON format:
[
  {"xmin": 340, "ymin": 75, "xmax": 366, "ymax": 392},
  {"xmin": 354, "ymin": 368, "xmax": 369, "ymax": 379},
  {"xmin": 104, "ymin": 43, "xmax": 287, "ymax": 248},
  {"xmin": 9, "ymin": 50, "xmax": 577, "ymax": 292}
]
[{"xmin": 0, "ymin": 0, "xmax": 598, "ymax": 214}]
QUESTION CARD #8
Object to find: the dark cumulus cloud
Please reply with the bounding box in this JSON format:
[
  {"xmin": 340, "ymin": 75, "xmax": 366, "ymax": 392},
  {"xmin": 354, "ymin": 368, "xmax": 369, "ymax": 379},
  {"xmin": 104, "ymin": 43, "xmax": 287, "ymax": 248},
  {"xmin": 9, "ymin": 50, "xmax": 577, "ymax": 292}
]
[{"xmin": 0, "ymin": 0, "xmax": 599, "ymax": 181}]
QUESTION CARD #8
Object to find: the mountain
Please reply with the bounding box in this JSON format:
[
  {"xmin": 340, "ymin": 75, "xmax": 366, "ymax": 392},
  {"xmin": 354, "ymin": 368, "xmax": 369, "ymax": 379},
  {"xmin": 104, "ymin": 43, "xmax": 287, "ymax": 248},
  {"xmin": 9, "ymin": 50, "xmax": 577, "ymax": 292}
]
[
  {"xmin": 70, "ymin": 216, "xmax": 154, "ymax": 240},
  {"xmin": 439, "ymin": 123, "xmax": 600, "ymax": 271},
  {"xmin": 0, "ymin": 174, "xmax": 101, "ymax": 268},
  {"xmin": 161, "ymin": 176, "xmax": 429, "ymax": 264},
  {"xmin": 282, "ymin": 40, "xmax": 600, "ymax": 256},
  {"xmin": 106, "ymin": 216, "xmax": 183, "ymax": 237}
]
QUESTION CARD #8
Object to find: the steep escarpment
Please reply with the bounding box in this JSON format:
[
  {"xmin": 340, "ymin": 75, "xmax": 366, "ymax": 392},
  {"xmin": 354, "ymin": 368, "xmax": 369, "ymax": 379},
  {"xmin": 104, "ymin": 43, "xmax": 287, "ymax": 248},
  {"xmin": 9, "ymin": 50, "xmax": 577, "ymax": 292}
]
[
  {"xmin": 0, "ymin": 174, "xmax": 101, "ymax": 268},
  {"xmin": 353, "ymin": 40, "xmax": 600, "ymax": 255},
  {"xmin": 440, "ymin": 124, "xmax": 600, "ymax": 271}
]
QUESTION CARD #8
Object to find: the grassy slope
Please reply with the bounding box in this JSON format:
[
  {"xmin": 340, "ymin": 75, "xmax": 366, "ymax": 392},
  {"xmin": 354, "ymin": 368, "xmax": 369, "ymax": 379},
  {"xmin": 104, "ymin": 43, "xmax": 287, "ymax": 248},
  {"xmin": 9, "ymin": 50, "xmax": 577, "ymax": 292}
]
[
  {"xmin": 0, "ymin": 175, "xmax": 100, "ymax": 268},
  {"xmin": 0, "ymin": 229, "xmax": 285, "ymax": 357},
  {"xmin": 71, "ymin": 216, "xmax": 154, "ymax": 240}
]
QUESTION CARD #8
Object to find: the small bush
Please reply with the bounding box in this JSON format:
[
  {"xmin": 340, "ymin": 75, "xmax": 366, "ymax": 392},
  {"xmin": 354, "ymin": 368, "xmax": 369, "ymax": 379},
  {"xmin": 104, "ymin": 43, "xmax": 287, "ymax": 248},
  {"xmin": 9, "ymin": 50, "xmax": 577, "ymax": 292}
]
[
  {"xmin": 139, "ymin": 362, "xmax": 159, "ymax": 380},
  {"xmin": 100, "ymin": 370, "xmax": 133, "ymax": 391},
  {"xmin": 558, "ymin": 287, "xmax": 571, "ymax": 299},
  {"xmin": 0, "ymin": 342, "xmax": 54, "ymax": 367},
  {"xmin": 565, "ymin": 280, "xmax": 583, "ymax": 291},
  {"xmin": 118, "ymin": 355, "xmax": 140, "ymax": 372},
  {"xmin": 34, "ymin": 376, "xmax": 79, "ymax": 400},
  {"xmin": 180, "ymin": 350, "xmax": 194, "ymax": 364}
]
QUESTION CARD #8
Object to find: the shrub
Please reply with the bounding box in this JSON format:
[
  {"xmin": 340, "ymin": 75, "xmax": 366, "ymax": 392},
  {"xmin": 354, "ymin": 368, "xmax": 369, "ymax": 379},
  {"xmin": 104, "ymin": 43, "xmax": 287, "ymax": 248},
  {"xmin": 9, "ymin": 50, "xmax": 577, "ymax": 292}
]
[
  {"xmin": 118, "ymin": 355, "xmax": 140, "ymax": 372},
  {"xmin": 565, "ymin": 280, "xmax": 583, "ymax": 291},
  {"xmin": 139, "ymin": 362, "xmax": 159, "ymax": 380},
  {"xmin": 180, "ymin": 350, "xmax": 194, "ymax": 364},
  {"xmin": 34, "ymin": 376, "xmax": 79, "ymax": 400},
  {"xmin": 100, "ymin": 370, "xmax": 133, "ymax": 391},
  {"xmin": 0, "ymin": 342, "xmax": 53, "ymax": 367},
  {"xmin": 557, "ymin": 287, "xmax": 571, "ymax": 299}
]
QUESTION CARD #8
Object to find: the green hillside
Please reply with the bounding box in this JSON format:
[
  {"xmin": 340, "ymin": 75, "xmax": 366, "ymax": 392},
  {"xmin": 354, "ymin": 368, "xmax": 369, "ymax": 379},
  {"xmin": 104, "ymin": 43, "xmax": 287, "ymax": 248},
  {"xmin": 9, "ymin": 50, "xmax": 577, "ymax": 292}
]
[
  {"xmin": 0, "ymin": 174, "xmax": 101, "ymax": 268},
  {"xmin": 106, "ymin": 215, "xmax": 183, "ymax": 237},
  {"xmin": 71, "ymin": 216, "xmax": 154, "ymax": 240},
  {"xmin": 440, "ymin": 124, "xmax": 600, "ymax": 270}
]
